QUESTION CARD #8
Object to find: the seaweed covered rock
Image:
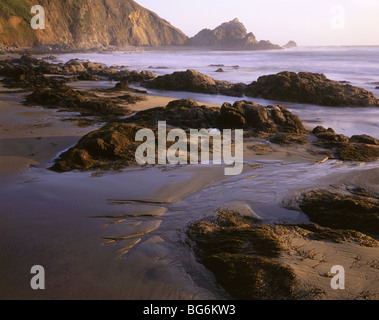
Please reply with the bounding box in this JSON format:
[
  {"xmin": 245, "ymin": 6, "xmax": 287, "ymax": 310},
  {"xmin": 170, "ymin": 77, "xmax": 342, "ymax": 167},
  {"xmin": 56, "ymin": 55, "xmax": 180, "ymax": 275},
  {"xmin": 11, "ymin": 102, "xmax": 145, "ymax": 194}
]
[
  {"xmin": 298, "ymin": 186, "xmax": 379, "ymax": 236},
  {"xmin": 186, "ymin": 211, "xmax": 298, "ymax": 300},
  {"xmin": 51, "ymin": 123, "xmax": 144, "ymax": 172},
  {"xmin": 203, "ymin": 253, "xmax": 297, "ymax": 300},
  {"xmin": 336, "ymin": 144, "xmax": 379, "ymax": 161},
  {"xmin": 24, "ymin": 81, "xmax": 131, "ymax": 117},
  {"xmin": 186, "ymin": 208, "xmax": 379, "ymax": 300},
  {"xmin": 245, "ymin": 72, "xmax": 379, "ymax": 107}
]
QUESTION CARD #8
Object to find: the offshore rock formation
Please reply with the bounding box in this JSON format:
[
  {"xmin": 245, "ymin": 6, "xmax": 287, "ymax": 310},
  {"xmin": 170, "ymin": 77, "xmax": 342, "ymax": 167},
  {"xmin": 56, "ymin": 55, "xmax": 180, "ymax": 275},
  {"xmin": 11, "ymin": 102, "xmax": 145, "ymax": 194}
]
[
  {"xmin": 283, "ymin": 40, "xmax": 297, "ymax": 49},
  {"xmin": 0, "ymin": 0, "xmax": 188, "ymax": 49},
  {"xmin": 188, "ymin": 18, "xmax": 282, "ymax": 50},
  {"xmin": 245, "ymin": 71, "xmax": 379, "ymax": 107}
]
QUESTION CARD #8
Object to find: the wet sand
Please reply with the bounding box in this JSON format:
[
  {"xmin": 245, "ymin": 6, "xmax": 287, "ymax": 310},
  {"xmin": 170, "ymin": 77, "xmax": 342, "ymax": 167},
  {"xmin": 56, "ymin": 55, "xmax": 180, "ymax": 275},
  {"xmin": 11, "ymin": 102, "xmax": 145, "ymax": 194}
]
[{"xmin": 0, "ymin": 81, "xmax": 378, "ymax": 300}]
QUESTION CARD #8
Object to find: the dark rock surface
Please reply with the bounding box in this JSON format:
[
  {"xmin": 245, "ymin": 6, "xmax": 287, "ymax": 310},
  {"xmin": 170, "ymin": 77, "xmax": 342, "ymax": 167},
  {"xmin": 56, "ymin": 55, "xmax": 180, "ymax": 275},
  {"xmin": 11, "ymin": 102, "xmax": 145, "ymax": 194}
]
[
  {"xmin": 51, "ymin": 123, "xmax": 144, "ymax": 172},
  {"xmin": 220, "ymin": 100, "xmax": 307, "ymax": 134},
  {"xmin": 298, "ymin": 186, "xmax": 379, "ymax": 236},
  {"xmin": 125, "ymin": 99, "xmax": 220, "ymax": 129},
  {"xmin": 312, "ymin": 126, "xmax": 379, "ymax": 161},
  {"xmin": 186, "ymin": 211, "xmax": 297, "ymax": 300},
  {"xmin": 245, "ymin": 72, "xmax": 379, "ymax": 107},
  {"xmin": 24, "ymin": 81, "xmax": 132, "ymax": 117},
  {"xmin": 144, "ymin": 69, "xmax": 246, "ymax": 97}
]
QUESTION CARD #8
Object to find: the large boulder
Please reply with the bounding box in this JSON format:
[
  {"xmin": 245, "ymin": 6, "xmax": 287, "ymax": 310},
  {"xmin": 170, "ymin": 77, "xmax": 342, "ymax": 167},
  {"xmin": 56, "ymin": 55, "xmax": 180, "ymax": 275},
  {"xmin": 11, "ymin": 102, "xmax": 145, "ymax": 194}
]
[
  {"xmin": 245, "ymin": 71, "xmax": 379, "ymax": 107},
  {"xmin": 51, "ymin": 123, "xmax": 144, "ymax": 172},
  {"xmin": 220, "ymin": 100, "xmax": 307, "ymax": 134},
  {"xmin": 125, "ymin": 99, "xmax": 220, "ymax": 129},
  {"xmin": 144, "ymin": 69, "xmax": 245, "ymax": 97}
]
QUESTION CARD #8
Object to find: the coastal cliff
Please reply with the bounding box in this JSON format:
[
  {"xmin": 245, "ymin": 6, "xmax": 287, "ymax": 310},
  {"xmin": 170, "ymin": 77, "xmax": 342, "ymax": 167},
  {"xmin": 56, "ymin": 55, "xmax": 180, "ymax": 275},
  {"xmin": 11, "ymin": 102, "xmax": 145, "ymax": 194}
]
[{"xmin": 0, "ymin": 0, "xmax": 188, "ymax": 49}]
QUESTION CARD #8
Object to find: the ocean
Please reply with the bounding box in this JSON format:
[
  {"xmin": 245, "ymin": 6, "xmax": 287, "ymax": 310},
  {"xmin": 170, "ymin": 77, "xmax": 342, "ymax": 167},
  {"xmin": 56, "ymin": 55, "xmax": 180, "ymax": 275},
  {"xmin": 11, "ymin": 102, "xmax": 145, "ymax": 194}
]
[{"xmin": 48, "ymin": 46, "xmax": 379, "ymax": 138}]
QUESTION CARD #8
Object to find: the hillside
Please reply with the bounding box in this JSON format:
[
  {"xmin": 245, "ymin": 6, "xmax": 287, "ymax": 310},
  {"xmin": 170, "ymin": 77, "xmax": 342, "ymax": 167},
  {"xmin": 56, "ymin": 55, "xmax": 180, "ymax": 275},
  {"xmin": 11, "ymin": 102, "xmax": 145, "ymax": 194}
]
[{"xmin": 0, "ymin": 0, "xmax": 188, "ymax": 49}]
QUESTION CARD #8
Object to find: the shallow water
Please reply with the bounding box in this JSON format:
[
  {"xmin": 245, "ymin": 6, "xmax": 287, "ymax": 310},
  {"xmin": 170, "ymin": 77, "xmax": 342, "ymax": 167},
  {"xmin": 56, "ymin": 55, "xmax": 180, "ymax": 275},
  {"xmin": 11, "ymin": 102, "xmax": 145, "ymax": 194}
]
[{"xmin": 1, "ymin": 155, "xmax": 378, "ymax": 299}]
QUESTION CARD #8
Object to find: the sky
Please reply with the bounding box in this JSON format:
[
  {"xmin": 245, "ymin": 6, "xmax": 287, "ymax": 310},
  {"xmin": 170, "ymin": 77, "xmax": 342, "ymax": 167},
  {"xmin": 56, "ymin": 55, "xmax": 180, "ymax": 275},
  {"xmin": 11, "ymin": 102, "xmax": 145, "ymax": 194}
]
[{"xmin": 135, "ymin": 0, "xmax": 379, "ymax": 46}]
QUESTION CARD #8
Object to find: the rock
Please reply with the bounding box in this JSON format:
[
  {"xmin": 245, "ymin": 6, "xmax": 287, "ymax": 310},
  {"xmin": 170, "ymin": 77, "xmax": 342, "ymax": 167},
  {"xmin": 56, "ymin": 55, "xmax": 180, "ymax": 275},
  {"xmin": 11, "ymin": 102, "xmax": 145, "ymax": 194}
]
[
  {"xmin": 0, "ymin": 64, "xmax": 62, "ymax": 89},
  {"xmin": 112, "ymin": 70, "xmax": 157, "ymax": 83},
  {"xmin": 144, "ymin": 69, "xmax": 245, "ymax": 97},
  {"xmin": 203, "ymin": 253, "xmax": 297, "ymax": 300},
  {"xmin": 76, "ymin": 72, "xmax": 100, "ymax": 81},
  {"xmin": 269, "ymin": 133, "xmax": 309, "ymax": 146},
  {"xmin": 245, "ymin": 71, "xmax": 379, "ymax": 107},
  {"xmin": 51, "ymin": 123, "xmax": 144, "ymax": 172},
  {"xmin": 350, "ymin": 134, "xmax": 379, "ymax": 145},
  {"xmin": 186, "ymin": 211, "xmax": 297, "ymax": 299},
  {"xmin": 215, "ymin": 68, "xmax": 224, "ymax": 72},
  {"xmin": 186, "ymin": 208, "xmax": 379, "ymax": 300},
  {"xmin": 220, "ymin": 101, "xmax": 306, "ymax": 134},
  {"xmin": 283, "ymin": 41, "xmax": 297, "ymax": 49},
  {"xmin": 125, "ymin": 99, "xmax": 220, "ymax": 129},
  {"xmin": 312, "ymin": 126, "xmax": 350, "ymax": 147},
  {"xmin": 114, "ymin": 80, "xmax": 130, "ymax": 90},
  {"xmin": 312, "ymin": 126, "xmax": 379, "ymax": 161},
  {"xmin": 145, "ymin": 69, "xmax": 217, "ymax": 94},
  {"xmin": 337, "ymin": 143, "xmax": 379, "ymax": 161},
  {"xmin": 24, "ymin": 81, "xmax": 130, "ymax": 117},
  {"xmin": 188, "ymin": 18, "xmax": 282, "ymax": 51},
  {"xmin": 298, "ymin": 186, "xmax": 379, "ymax": 235}
]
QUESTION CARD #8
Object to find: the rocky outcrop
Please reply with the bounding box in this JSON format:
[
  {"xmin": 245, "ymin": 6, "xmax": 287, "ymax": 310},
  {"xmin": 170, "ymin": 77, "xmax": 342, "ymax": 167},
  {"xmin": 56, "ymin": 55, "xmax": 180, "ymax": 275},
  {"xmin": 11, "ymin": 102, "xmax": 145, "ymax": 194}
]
[
  {"xmin": 125, "ymin": 99, "xmax": 220, "ymax": 129},
  {"xmin": 219, "ymin": 100, "xmax": 307, "ymax": 134},
  {"xmin": 188, "ymin": 18, "xmax": 282, "ymax": 50},
  {"xmin": 245, "ymin": 72, "xmax": 379, "ymax": 107},
  {"xmin": 144, "ymin": 69, "xmax": 246, "ymax": 97},
  {"xmin": 0, "ymin": 0, "xmax": 188, "ymax": 50},
  {"xmin": 46, "ymin": 97, "xmax": 379, "ymax": 172},
  {"xmin": 51, "ymin": 123, "xmax": 144, "ymax": 172},
  {"xmin": 24, "ymin": 81, "xmax": 136, "ymax": 117},
  {"xmin": 312, "ymin": 126, "xmax": 379, "ymax": 161},
  {"xmin": 297, "ymin": 186, "xmax": 379, "ymax": 236},
  {"xmin": 283, "ymin": 41, "xmax": 297, "ymax": 49}
]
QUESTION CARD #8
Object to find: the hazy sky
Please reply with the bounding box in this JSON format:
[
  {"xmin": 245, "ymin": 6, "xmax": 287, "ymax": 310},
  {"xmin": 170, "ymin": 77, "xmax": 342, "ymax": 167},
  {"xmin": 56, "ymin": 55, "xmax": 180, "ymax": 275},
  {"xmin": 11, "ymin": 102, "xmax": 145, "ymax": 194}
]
[{"xmin": 135, "ymin": 0, "xmax": 379, "ymax": 46}]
